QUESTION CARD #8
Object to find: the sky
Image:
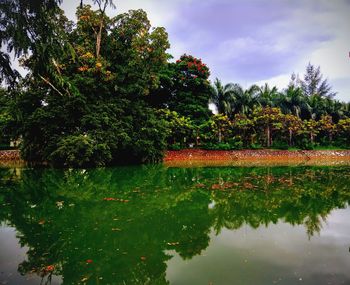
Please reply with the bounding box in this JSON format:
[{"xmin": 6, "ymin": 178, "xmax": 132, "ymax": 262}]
[{"xmin": 61, "ymin": 0, "xmax": 349, "ymax": 101}]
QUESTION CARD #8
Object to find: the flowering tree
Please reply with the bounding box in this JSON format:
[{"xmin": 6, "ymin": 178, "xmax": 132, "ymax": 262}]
[
  {"xmin": 166, "ymin": 54, "xmax": 212, "ymax": 125},
  {"xmin": 252, "ymin": 107, "xmax": 283, "ymax": 147},
  {"xmin": 283, "ymin": 114, "xmax": 303, "ymax": 146}
]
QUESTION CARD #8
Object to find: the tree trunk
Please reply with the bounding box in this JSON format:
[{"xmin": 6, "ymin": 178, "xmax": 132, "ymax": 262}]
[
  {"xmin": 218, "ymin": 129, "xmax": 222, "ymax": 143},
  {"xmin": 266, "ymin": 126, "xmax": 271, "ymax": 148},
  {"xmin": 310, "ymin": 133, "xmax": 314, "ymax": 144},
  {"xmin": 289, "ymin": 129, "xmax": 293, "ymax": 146},
  {"xmin": 196, "ymin": 129, "xmax": 200, "ymax": 146},
  {"xmin": 96, "ymin": 21, "xmax": 103, "ymax": 58}
]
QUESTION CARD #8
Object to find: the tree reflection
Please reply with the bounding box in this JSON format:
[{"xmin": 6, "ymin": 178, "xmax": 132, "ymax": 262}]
[{"xmin": 0, "ymin": 165, "xmax": 350, "ymax": 284}]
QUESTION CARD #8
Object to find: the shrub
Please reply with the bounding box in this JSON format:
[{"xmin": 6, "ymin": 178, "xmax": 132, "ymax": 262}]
[{"xmin": 49, "ymin": 135, "xmax": 111, "ymax": 168}]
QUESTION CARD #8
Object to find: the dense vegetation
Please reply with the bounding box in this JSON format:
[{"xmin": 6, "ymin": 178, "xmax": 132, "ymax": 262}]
[{"xmin": 0, "ymin": 0, "xmax": 350, "ymax": 167}]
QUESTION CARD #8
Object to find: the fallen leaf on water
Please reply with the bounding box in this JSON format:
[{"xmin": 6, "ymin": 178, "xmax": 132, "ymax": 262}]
[
  {"xmin": 211, "ymin": 184, "xmax": 222, "ymax": 190},
  {"xmin": 38, "ymin": 220, "xmax": 45, "ymax": 225},
  {"xmin": 103, "ymin": 198, "xmax": 129, "ymax": 203},
  {"xmin": 167, "ymin": 242, "xmax": 180, "ymax": 246},
  {"xmin": 103, "ymin": 197, "xmax": 116, "ymax": 201},
  {"xmin": 243, "ymin": 182, "xmax": 256, "ymax": 189}
]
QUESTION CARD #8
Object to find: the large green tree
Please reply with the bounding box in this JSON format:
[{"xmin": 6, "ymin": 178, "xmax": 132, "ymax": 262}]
[
  {"xmin": 8, "ymin": 5, "xmax": 170, "ymax": 167},
  {"xmin": 166, "ymin": 54, "xmax": 212, "ymax": 125}
]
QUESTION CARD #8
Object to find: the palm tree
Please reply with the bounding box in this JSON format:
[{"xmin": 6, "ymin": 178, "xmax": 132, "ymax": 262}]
[
  {"xmin": 340, "ymin": 102, "xmax": 350, "ymax": 118},
  {"xmin": 230, "ymin": 84, "xmax": 260, "ymax": 115},
  {"xmin": 257, "ymin": 83, "xmax": 279, "ymax": 107},
  {"xmin": 278, "ymin": 86, "xmax": 311, "ymax": 119},
  {"xmin": 210, "ymin": 78, "xmax": 236, "ymax": 117}
]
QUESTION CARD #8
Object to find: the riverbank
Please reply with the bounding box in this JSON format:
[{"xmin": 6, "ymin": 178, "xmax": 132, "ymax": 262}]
[
  {"xmin": 1, "ymin": 149, "xmax": 350, "ymax": 168},
  {"xmin": 164, "ymin": 149, "xmax": 350, "ymax": 167}
]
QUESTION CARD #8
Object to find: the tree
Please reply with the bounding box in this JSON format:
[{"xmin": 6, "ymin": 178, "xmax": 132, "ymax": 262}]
[
  {"xmin": 210, "ymin": 78, "xmax": 236, "ymax": 117},
  {"xmin": 10, "ymin": 6, "xmax": 170, "ymax": 167},
  {"xmin": 230, "ymin": 84, "xmax": 260, "ymax": 116},
  {"xmin": 166, "ymin": 54, "xmax": 212, "ymax": 125},
  {"xmin": 0, "ymin": 88, "xmax": 11, "ymax": 145},
  {"xmin": 336, "ymin": 118, "xmax": 350, "ymax": 146},
  {"xmin": 318, "ymin": 115, "xmax": 335, "ymax": 144},
  {"xmin": 0, "ymin": 0, "xmax": 71, "ymax": 86},
  {"xmin": 252, "ymin": 107, "xmax": 283, "ymax": 148},
  {"xmin": 256, "ymin": 83, "xmax": 279, "ymax": 108},
  {"xmin": 283, "ymin": 114, "xmax": 303, "ymax": 146},
  {"xmin": 92, "ymin": 0, "xmax": 115, "ymax": 58},
  {"xmin": 210, "ymin": 114, "xmax": 232, "ymax": 143},
  {"xmin": 157, "ymin": 109, "xmax": 194, "ymax": 147},
  {"xmin": 301, "ymin": 63, "xmax": 336, "ymax": 98},
  {"xmin": 231, "ymin": 114, "xmax": 255, "ymax": 147},
  {"xmin": 302, "ymin": 119, "xmax": 319, "ymax": 145},
  {"xmin": 277, "ymin": 85, "xmax": 311, "ymax": 119}
]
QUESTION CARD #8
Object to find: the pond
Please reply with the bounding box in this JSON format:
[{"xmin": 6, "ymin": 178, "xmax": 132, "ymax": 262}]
[{"xmin": 0, "ymin": 165, "xmax": 350, "ymax": 285}]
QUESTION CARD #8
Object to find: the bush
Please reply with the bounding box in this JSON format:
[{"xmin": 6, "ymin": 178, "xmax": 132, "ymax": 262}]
[
  {"xmin": 168, "ymin": 143, "xmax": 183, "ymax": 150},
  {"xmin": 49, "ymin": 135, "xmax": 111, "ymax": 168},
  {"xmin": 250, "ymin": 143, "xmax": 262, "ymax": 150},
  {"xmin": 271, "ymin": 140, "xmax": 289, "ymax": 150},
  {"xmin": 202, "ymin": 141, "xmax": 242, "ymax": 150},
  {"xmin": 296, "ymin": 138, "xmax": 315, "ymax": 150}
]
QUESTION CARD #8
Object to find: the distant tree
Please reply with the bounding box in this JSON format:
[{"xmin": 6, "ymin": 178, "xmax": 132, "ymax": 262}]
[
  {"xmin": 278, "ymin": 86, "xmax": 311, "ymax": 119},
  {"xmin": 252, "ymin": 107, "xmax": 283, "ymax": 147},
  {"xmin": 157, "ymin": 109, "xmax": 194, "ymax": 147},
  {"xmin": 301, "ymin": 63, "xmax": 336, "ymax": 98},
  {"xmin": 282, "ymin": 114, "xmax": 303, "ymax": 146},
  {"xmin": 166, "ymin": 54, "xmax": 212, "ymax": 125},
  {"xmin": 231, "ymin": 114, "xmax": 255, "ymax": 147},
  {"xmin": 230, "ymin": 84, "xmax": 260, "ymax": 115},
  {"xmin": 256, "ymin": 83, "xmax": 279, "ymax": 107},
  {"xmin": 210, "ymin": 78, "xmax": 236, "ymax": 117}
]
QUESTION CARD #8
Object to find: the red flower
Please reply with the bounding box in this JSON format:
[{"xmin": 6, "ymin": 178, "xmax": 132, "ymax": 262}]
[
  {"xmin": 86, "ymin": 259, "xmax": 93, "ymax": 264},
  {"xmin": 45, "ymin": 265, "xmax": 55, "ymax": 272}
]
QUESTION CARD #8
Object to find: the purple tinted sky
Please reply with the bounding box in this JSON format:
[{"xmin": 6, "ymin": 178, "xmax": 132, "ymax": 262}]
[{"xmin": 62, "ymin": 0, "xmax": 350, "ymax": 101}]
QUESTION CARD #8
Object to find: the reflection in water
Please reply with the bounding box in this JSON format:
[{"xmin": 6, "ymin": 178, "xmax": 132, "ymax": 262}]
[{"xmin": 0, "ymin": 166, "xmax": 350, "ymax": 284}]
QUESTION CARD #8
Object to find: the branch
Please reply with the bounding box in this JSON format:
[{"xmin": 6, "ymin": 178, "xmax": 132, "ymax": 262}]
[{"xmin": 39, "ymin": 75, "xmax": 64, "ymax": 96}]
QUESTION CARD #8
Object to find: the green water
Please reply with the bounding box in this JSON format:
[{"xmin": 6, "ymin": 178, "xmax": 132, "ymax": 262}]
[{"xmin": 0, "ymin": 165, "xmax": 350, "ymax": 285}]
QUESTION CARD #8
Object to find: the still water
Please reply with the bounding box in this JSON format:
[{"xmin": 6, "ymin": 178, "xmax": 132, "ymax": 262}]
[{"xmin": 0, "ymin": 166, "xmax": 349, "ymax": 285}]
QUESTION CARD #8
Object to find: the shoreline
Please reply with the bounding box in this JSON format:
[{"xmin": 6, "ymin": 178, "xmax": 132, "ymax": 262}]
[
  {"xmin": 1, "ymin": 149, "xmax": 350, "ymax": 168},
  {"xmin": 164, "ymin": 149, "xmax": 350, "ymax": 167}
]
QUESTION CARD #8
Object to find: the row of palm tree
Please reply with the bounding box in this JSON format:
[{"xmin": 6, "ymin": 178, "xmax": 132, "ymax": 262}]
[{"xmin": 210, "ymin": 79, "xmax": 349, "ymax": 121}]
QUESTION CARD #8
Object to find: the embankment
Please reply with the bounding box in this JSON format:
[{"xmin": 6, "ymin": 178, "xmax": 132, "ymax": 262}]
[{"xmin": 164, "ymin": 149, "xmax": 350, "ymax": 167}]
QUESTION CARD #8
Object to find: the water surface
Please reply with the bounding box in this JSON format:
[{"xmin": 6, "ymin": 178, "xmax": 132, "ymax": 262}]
[{"xmin": 0, "ymin": 166, "xmax": 349, "ymax": 284}]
